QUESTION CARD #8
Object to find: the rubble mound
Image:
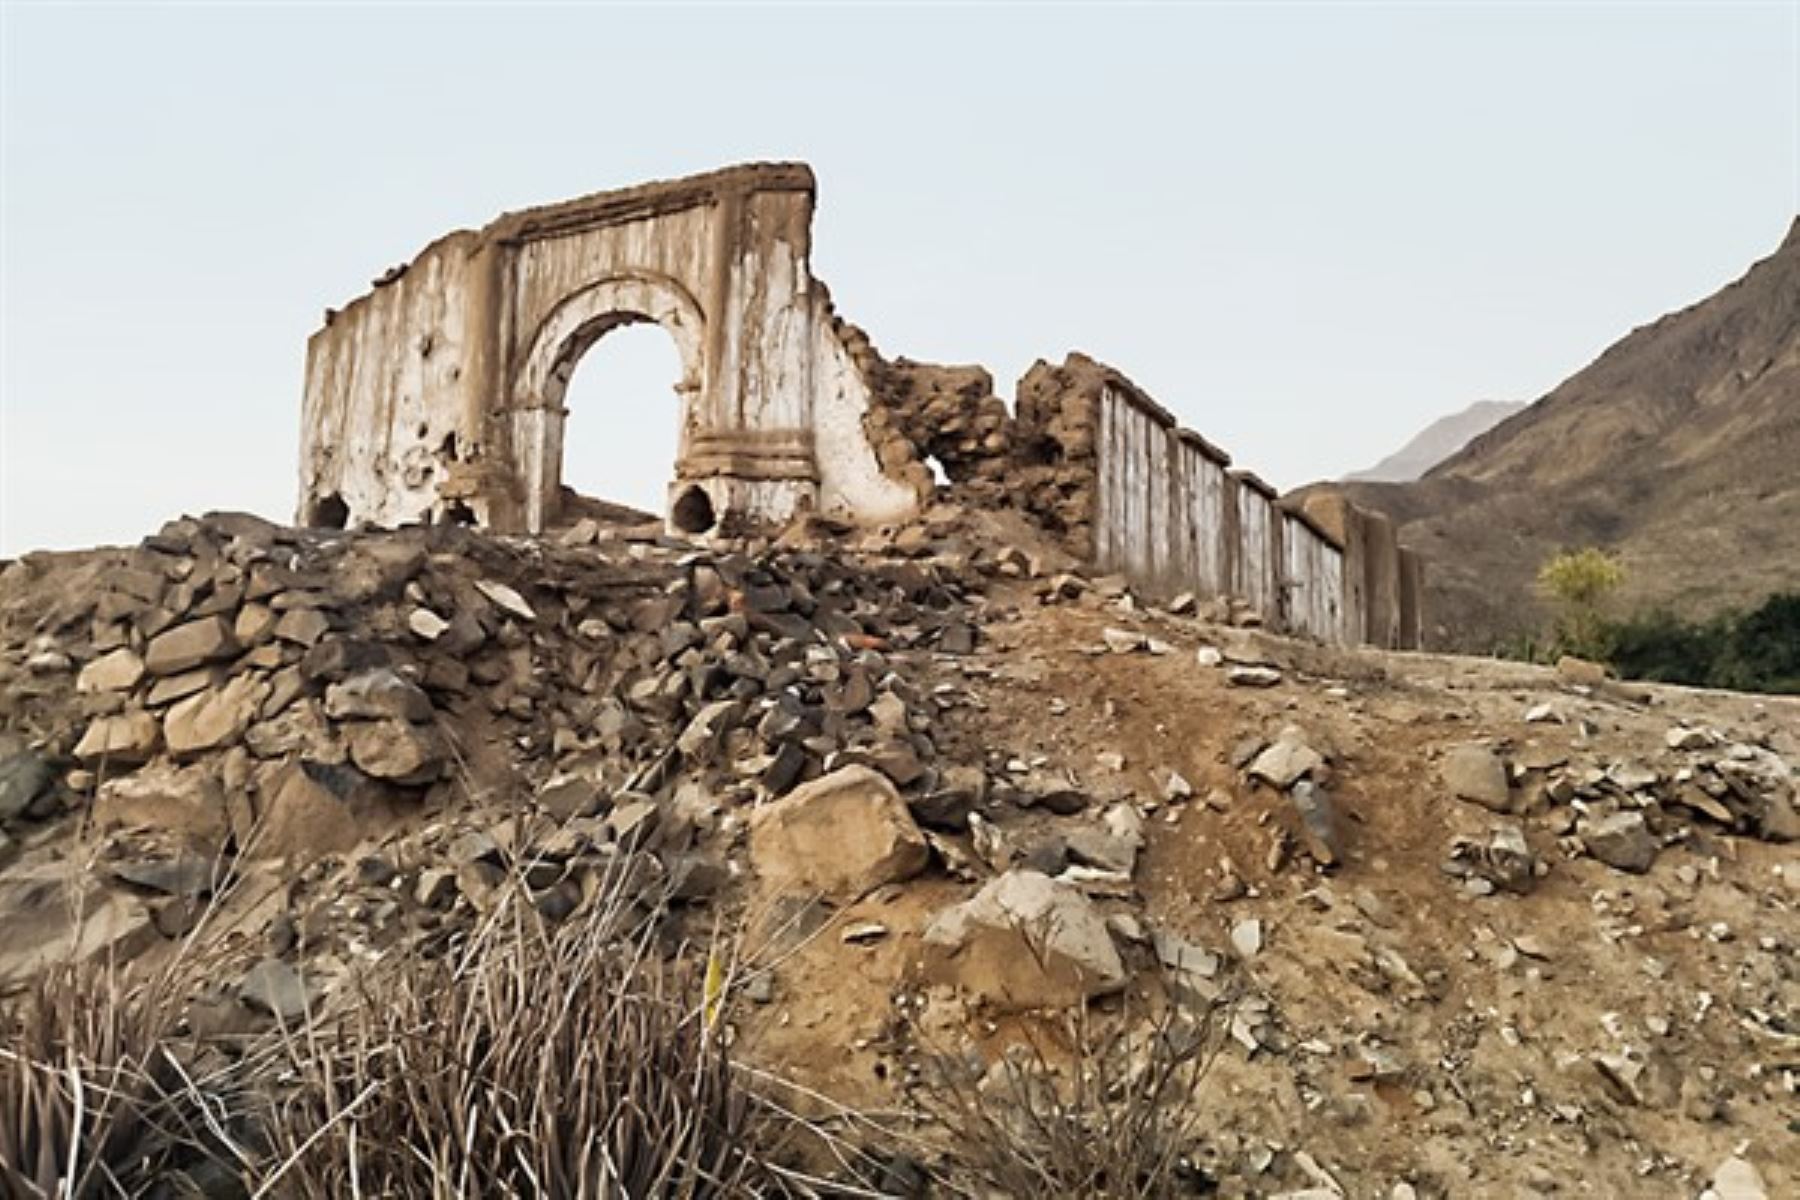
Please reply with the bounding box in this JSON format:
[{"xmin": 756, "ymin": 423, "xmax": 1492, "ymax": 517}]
[{"xmin": 1, "ymin": 510, "xmax": 1795, "ymax": 1197}]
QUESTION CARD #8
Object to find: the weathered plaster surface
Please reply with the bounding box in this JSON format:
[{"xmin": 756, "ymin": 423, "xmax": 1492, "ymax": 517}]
[
  {"xmin": 1231, "ymin": 471, "xmax": 1283, "ymax": 622},
  {"xmin": 1016, "ymin": 351, "xmax": 1412, "ymax": 647},
  {"xmin": 301, "ymin": 233, "xmax": 479, "ymax": 529},
  {"xmin": 301, "ymin": 163, "xmax": 918, "ymax": 537},
  {"xmin": 1281, "ymin": 509, "xmax": 1345, "ymax": 642}
]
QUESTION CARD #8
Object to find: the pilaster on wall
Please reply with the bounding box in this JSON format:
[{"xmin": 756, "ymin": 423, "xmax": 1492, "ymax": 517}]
[
  {"xmin": 1298, "ymin": 492, "xmax": 1370, "ymax": 648},
  {"xmin": 1398, "ymin": 547, "xmax": 1425, "ymax": 650}
]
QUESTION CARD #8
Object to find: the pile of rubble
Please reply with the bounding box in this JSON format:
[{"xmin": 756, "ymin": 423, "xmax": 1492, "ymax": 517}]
[{"xmin": 0, "ymin": 508, "xmax": 1159, "ymax": 1003}]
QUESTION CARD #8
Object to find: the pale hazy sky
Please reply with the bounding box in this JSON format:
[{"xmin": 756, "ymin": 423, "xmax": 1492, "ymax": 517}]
[{"xmin": 3, "ymin": 2, "xmax": 1796, "ymax": 553}]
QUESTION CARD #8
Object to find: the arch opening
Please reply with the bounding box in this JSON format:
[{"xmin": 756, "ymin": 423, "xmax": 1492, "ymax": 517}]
[{"xmin": 556, "ymin": 318, "xmax": 687, "ymax": 528}]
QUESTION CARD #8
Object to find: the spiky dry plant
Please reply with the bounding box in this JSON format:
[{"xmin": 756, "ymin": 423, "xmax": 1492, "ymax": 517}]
[
  {"xmin": 0, "ymin": 956, "xmax": 212, "ymax": 1198},
  {"xmin": 0, "ymin": 828, "xmax": 253, "ymax": 1200},
  {"xmin": 910, "ymin": 1000, "xmax": 1221, "ymax": 1199},
  {"xmin": 249, "ymin": 859, "xmax": 789, "ymax": 1199}
]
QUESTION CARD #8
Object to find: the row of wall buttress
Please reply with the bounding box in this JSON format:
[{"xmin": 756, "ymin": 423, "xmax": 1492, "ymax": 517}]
[{"xmin": 1062, "ymin": 354, "xmax": 1421, "ymax": 647}]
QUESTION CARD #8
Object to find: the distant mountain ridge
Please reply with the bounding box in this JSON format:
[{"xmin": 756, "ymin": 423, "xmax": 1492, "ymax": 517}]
[
  {"xmin": 1331, "ymin": 217, "xmax": 1800, "ymax": 651},
  {"xmin": 1346, "ymin": 400, "xmax": 1527, "ymax": 483}
]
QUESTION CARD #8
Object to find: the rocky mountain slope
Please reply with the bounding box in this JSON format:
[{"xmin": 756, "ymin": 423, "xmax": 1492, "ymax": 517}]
[
  {"xmin": 1, "ymin": 510, "xmax": 1794, "ymax": 1197},
  {"xmin": 1345, "ymin": 400, "xmax": 1526, "ymax": 484},
  {"xmin": 1336, "ymin": 219, "xmax": 1800, "ymax": 651}
]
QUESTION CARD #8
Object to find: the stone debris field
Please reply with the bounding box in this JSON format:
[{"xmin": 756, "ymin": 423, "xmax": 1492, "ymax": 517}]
[{"xmin": 0, "ymin": 503, "xmax": 1794, "ymax": 1197}]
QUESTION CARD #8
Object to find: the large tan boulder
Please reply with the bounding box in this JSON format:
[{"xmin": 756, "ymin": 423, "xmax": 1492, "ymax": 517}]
[
  {"xmin": 76, "ymin": 648, "xmax": 146, "ymax": 694},
  {"xmin": 345, "ymin": 720, "xmax": 446, "ymax": 785},
  {"xmin": 749, "ymin": 765, "xmax": 928, "ymax": 900},
  {"xmin": 922, "ymin": 869, "xmax": 1126, "ymax": 1010},
  {"xmin": 245, "ymin": 761, "xmax": 394, "ymax": 861},
  {"xmin": 164, "ymin": 676, "xmax": 264, "ymax": 756},
  {"xmin": 73, "ymin": 711, "xmax": 161, "ymax": 764},
  {"xmin": 1442, "ymin": 743, "xmax": 1511, "ymax": 812},
  {"xmin": 94, "ymin": 763, "xmax": 227, "ymax": 842}
]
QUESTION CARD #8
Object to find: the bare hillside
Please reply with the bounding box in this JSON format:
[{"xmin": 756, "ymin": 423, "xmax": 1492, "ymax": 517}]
[
  {"xmin": 1338, "ymin": 218, "xmax": 1800, "ymax": 651},
  {"xmin": 1345, "ymin": 399, "xmax": 1526, "ymax": 483}
]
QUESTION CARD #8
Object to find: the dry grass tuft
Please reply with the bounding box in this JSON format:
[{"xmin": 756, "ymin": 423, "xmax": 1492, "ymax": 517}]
[
  {"xmin": 0, "ymin": 957, "xmax": 211, "ymax": 1198},
  {"xmin": 247, "ymin": 864, "xmax": 786, "ymax": 1198},
  {"xmin": 912, "ymin": 1001, "xmax": 1221, "ymax": 1198}
]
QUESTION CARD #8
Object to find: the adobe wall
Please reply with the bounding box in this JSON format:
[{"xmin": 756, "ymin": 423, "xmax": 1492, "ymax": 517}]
[
  {"xmin": 1005, "ymin": 353, "xmax": 1409, "ymax": 646},
  {"xmin": 1281, "ymin": 506, "xmax": 1346, "ymax": 642},
  {"xmin": 1362, "ymin": 509, "xmax": 1404, "ymax": 649},
  {"xmin": 1297, "ymin": 492, "xmax": 1372, "ymax": 646},
  {"xmin": 301, "ymin": 164, "xmax": 918, "ymax": 536},
  {"xmin": 300, "ymin": 232, "xmax": 482, "ymax": 530}
]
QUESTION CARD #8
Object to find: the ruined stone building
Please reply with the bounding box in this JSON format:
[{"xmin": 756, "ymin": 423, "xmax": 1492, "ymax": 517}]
[{"xmin": 301, "ymin": 163, "xmax": 1420, "ymax": 648}]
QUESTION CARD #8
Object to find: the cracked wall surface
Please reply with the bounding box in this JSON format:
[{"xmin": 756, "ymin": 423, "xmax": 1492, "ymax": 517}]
[{"xmin": 301, "ymin": 163, "xmax": 917, "ymax": 538}]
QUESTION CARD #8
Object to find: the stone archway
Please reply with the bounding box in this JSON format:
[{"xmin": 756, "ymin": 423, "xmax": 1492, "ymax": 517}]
[
  {"xmin": 301, "ymin": 163, "xmax": 922, "ymax": 536},
  {"xmin": 510, "ymin": 272, "xmax": 707, "ymax": 533}
]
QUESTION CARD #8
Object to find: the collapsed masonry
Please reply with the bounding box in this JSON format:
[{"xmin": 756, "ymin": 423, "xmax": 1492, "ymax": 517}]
[{"xmin": 301, "ymin": 163, "xmax": 1420, "ymax": 649}]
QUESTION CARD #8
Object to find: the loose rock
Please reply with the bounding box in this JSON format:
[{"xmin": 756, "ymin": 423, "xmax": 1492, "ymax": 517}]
[
  {"xmin": 922, "ymin": 869, "xmax": 1126, "ymax": 1009},
  {"xmin": 1442, "ymin": 744, "xmax": 1511, "ymax": 812},
  {"xmin": 749, "ymin": 765, "xmax": 928, "ymax": 900},
  {"xmin": 1581, "ymin": 811, "xmax": 1658, "ymax": 874}
]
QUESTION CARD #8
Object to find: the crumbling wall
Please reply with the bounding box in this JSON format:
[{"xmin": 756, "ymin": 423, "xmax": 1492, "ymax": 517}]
[
  {"xmin": 299, "ymin": 164, "xmax": 1422, "ymax": 647},
  {"xmin": 301, "ymin": 233, "xmax": 482, "ymax": 530},
  {"xmin": 1007, "ymin": 353, "xmax": 1113, "ymax": 559},
  {"xmin": 1001, "ymin": 353, "xmax": 1409, "ymax": 646},
  {"xmin": 833, "ymin": 317, "xmax": 1014, "ymax": 504},
  {"xmin": 300, "ymin": 163, "xmax": 920, "ymax": 538},
  {"xmin": 807, "ymin": 306, "xmax": 932, "ymax": 526}
]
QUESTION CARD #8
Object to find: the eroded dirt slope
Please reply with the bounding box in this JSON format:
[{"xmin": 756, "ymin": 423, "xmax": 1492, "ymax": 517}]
[{"xmin": 0, "ymin": 510, "xmax": 1794, "ymax": 1197}]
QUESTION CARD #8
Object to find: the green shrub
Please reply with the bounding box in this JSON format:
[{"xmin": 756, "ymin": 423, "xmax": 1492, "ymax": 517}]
[
  {"xmin": 1537, "ymin": 548, "xmax": 1625, "ymax": 659},
  {"xmin": 1599, "ymin": 592, "xmax": 1800, "ymax": 695}
]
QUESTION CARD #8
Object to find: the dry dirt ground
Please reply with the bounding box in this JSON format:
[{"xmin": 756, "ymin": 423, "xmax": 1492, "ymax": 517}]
[
  {"xmin": 738, "ymin": 587, "xmax": 1798, "ymax": 1198},
  {"xmin": 0, "ymin": 513, "xmax": 1793, "ymax": 1198}
]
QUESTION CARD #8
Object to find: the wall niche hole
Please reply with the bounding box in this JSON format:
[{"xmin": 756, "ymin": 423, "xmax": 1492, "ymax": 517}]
[
  {"xmin": 671, "ymin": 485, "xmax": 716, "ymax": 535},
  {"xmin": 308, "ymin": 493, "xmax": 349, "ymax": 530}
]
